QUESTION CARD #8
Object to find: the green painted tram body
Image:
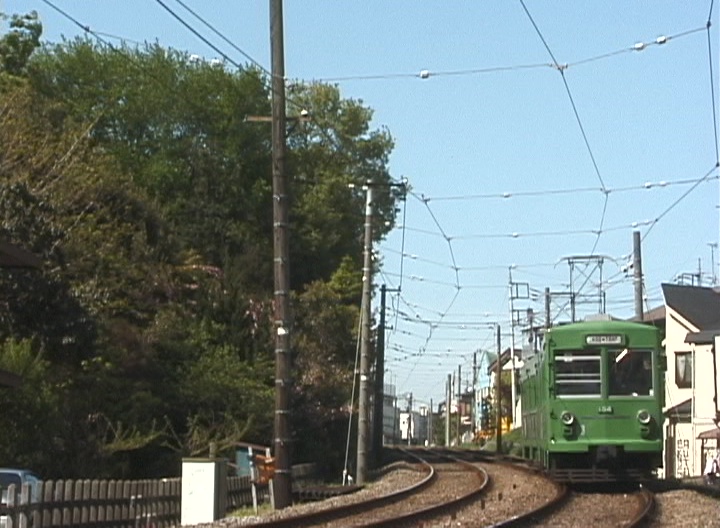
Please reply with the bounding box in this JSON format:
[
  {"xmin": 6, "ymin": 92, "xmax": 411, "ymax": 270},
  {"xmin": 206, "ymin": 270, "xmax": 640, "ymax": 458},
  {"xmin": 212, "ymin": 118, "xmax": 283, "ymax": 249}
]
[{"xmin": 520, "ymin": 319, "xmax": 665, "ymax": 482}]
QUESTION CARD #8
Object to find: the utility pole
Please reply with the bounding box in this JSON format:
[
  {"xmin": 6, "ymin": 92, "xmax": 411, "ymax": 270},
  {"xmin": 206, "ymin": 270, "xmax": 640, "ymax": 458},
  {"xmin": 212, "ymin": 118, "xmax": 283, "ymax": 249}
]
[
  {"xmin": 710, "ymin": 243, "xmax": 718, "ymax": 286},
  {"xmin": 457, "ymin": 365, "xmax": 462, "ymax": 445},
  {"xmin": 633, "ymin": 231, "xmax": 644, "ymax": 320},
  {"xmin": 445, "ymin": 374, "xmax": 451, "ymax": 446},
  {"xmin": 544, "ymin": 287, "xmax": 551, "ymax": 330},
  {"xmin": 374, "ymin": 284, "xmax": 399, "ymax": 467},
  {"xmin": 356, "ymin": 185, "xmax": 374, "ymax": 485},
  {"xmin": 373, "ymin": 284, "xmax": 387, "ymax": 468},
  {"xmin": 407, "ymin": 393, "xmax": 413, "ymax": 446},
  {"xmin": 472, "ymin": 351, "xmax": 477, "ymax": 436},
  {"xmin": 429, "ymin": 398, "xmax": 433, "ymax": 445},
  {"xmin": 495, "ymin": 324, "xmax": 502, "ymax": 454},
  {"xmin": 508, "ymin": 268, "xmax": 517, "ymax": 426},
  {"xmin": 269, "ymin": 0, "xmax": 291, "ymax": 509}
]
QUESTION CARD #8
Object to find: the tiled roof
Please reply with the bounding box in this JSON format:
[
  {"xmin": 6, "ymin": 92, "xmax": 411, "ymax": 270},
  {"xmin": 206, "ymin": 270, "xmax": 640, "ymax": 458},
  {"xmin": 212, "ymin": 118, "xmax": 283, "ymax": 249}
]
[
  {"xmin": 662, "ymin": 283, "xmax": 720, "ymax": 330},
  {"xmin": 664, "ymin": 398, "xmax": 691, "ymax": 418}
]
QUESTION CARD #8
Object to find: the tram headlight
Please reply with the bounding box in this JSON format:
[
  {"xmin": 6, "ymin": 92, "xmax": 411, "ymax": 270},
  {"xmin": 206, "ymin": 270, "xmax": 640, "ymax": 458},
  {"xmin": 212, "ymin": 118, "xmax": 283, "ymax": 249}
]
[
  {"xmin": 560, "ymin": 411, "xmax": 575, "ymax": 426},
  {"xmin": 637, "ymin": 409, "xmax": 652, "ymax": 425}
]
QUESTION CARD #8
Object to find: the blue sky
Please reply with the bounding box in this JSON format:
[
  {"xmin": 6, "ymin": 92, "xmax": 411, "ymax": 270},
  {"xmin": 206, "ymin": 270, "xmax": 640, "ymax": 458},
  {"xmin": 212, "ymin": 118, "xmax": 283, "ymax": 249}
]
[{"xmin": 4, "ymin": 1, "xmax": 719, "ymax": 408}]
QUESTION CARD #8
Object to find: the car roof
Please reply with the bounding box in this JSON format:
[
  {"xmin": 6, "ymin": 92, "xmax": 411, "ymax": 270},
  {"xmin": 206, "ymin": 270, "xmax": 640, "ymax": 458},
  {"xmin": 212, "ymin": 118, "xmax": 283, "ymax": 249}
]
[{"xmin": 0, "ymin": 469, "xmax": 37, "ymax": 476}]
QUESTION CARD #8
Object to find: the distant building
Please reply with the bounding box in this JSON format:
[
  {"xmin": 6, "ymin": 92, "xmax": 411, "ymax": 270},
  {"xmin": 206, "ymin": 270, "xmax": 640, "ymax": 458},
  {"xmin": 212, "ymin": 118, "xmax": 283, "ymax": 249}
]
[
  {"xmin": 381, "ymin": 383, "xmax": 399, "ymax": 444},
  {"xmin": 399, "ymin": 407, "xmax": 429, "ymax": 445}
]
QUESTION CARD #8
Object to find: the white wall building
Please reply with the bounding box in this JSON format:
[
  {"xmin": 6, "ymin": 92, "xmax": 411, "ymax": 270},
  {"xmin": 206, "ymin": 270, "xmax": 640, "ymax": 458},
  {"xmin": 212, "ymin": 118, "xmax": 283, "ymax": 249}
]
[{"xmin": 662, "ymin": 283, "xmax": 720, "ymax": 478}]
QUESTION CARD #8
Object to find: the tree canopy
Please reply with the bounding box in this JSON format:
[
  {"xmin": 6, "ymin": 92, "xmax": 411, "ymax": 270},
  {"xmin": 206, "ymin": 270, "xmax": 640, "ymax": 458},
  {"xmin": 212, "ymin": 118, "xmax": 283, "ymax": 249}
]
[{"xmin": 0, "ymin": 15, "xmax": 399, "ymax": 478}]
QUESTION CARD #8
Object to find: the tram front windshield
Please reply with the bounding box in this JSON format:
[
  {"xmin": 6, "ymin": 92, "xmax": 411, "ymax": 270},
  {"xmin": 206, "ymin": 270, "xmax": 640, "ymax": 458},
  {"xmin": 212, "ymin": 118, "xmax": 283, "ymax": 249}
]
[
  {"xmin": 609, "ymin": 348, "xmax": 653, "ymax": 396},
  {"xmin": 554, "ymin": 350, "xmax": 601, "ymax": 397}
]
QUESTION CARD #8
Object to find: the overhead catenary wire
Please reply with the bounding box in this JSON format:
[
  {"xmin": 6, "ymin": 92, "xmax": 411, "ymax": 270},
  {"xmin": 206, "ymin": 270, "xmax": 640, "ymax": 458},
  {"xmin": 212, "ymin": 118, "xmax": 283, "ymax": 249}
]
[
  {"xmin": 312, "ymin": 26, "xmax": 705, "ymax": 83},
  {"xmin": 152, "ymin": 0, "xmax": 245, "ymax": 70},
  {"xmin": 35, "ymin": 0, "xmax": 720, "ymax": 404},
  {"xmin": 518, "ymin": 0, "xmax": 608, "ymax": 259},
  {"xmin": 642, "ymin": 164, "xmax": 720, "ymax": 241},
  {"xmin": 705, "ymin": 2, "xmax": 720, "ymax": 164},
  {"xmin": 414, "ymin": 174, "xmax": 720, "ymax": 202},
  {"xmin": 169, "ymin": 0, "xmax": 271, "ymax": 76}
]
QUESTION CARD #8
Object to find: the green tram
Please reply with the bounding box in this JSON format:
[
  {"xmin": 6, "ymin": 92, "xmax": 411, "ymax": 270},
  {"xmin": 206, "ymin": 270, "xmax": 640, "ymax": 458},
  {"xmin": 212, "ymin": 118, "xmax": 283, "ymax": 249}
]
[{"xmin": 520, "ymin": 318, "xmax": 665, "ymax": 482}]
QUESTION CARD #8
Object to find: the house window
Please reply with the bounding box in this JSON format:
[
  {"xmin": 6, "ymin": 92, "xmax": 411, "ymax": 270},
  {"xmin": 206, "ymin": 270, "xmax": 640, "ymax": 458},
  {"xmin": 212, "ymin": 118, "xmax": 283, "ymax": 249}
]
[{"xmin": 675, "ymin": 351, "xmax": 692, "ymax": 389}]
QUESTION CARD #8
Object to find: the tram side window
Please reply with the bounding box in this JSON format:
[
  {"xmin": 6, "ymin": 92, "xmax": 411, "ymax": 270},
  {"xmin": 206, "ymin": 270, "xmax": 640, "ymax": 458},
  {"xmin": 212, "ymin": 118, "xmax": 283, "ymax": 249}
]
[
  {"xmin": 609, "ymin": 348, "xmax": 653, "ymax": 396},
  {"xmin": 675, "ymin": 351, "xmax": 692, "ymax": 389},
  {"xmin": 554, "ymin": 350, "xmax": 601, "ymax": 397}
]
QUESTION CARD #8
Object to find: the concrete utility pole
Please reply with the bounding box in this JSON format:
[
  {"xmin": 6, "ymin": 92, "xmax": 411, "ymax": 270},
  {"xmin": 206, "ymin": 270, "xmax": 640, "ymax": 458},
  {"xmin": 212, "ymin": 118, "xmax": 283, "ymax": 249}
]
[
  {"xmin": 472, "ymin": 351, "xmax": 477, "ymax": 435},
  {"xmin": 407, "ymin": 393, "xmax": 413, "ymax": 446},
  {"xmin": 374, "ymin": 284, "xmax": 399, "ymax": 467},
  {"xmin": 508, "ymin": 268, "xmax": 517, "ymax": 425},
  {"xmin": 544, "ymin": 287, "xmax": 551, "ymax": 330},
  {"xmin": 269, "ymin": 0, "xmax": 292, "ymax": 509},
  {"xmin": 456, "ymin": 365, "xmax": 462, "ymax": 445},
  {"xmin": 429, "ymin": 398, "xmax": 433, "ymax": 445},
  {"xmin": 495, "ymin": 324, "xmax": 502, "ymax": 454},
  {"xmin": 357, "ymin": 185, "xmax": 374, "ymax": 485},
  {"xmin": 373, "ymin": 284, "xmax": 387, "ymax": 467},
  {"xmin": 633, "ymin": 231, "xmax": 644, "ymax": 320},
  {"xmin": 710, "ymin": 243, "xmax": 718, "ymax": 286},
  {"xmin": 445, "ymin": 374, "xmax": 451, "ymax": 446}
]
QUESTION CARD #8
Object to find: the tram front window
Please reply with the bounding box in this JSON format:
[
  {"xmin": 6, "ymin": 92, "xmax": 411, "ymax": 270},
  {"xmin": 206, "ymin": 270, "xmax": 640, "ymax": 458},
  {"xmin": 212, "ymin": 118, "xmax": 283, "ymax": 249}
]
[
  {"xmin": 609, "ymin": 348, "xmax": 653, "ymax": 396},
  {"xmin": 554, "ymin": 350, "xmax": 601, "ymax": 397}
]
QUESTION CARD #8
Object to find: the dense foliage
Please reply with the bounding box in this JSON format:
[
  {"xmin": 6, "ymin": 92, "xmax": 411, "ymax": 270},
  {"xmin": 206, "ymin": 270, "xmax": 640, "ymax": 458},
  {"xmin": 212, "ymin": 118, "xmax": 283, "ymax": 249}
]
[{"xmin": 0, "ymin": 12, "xmax": 399, "ymax": 478}]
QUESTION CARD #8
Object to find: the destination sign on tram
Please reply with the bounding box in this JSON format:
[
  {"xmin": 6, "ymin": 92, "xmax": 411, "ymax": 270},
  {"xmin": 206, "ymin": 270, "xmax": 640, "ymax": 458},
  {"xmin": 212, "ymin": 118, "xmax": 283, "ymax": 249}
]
[{"xmin": 585, "ymin": 334, "xmax": 623, "ymax": 345}]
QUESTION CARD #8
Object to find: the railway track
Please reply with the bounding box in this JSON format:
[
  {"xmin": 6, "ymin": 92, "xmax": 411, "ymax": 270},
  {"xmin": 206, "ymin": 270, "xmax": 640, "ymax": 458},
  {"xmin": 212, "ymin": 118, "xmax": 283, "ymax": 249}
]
[
  {"xmin": 226, "ymin": 447, "xmax": 660, "ymax": 527},
  {"xmin": 240, "ymin": 447, "xmax": 488, "ymax": 527},
  {"xmin": 507, "ymin": 486, "xmax": 654, "ymax": 527}
]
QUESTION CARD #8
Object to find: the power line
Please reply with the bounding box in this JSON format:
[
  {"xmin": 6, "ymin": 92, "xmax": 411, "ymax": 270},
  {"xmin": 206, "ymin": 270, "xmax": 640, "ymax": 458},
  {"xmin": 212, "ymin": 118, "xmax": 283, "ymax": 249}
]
[
  {"xmin": 643, "ymin": 164, "xmax": 720, "ymax": 241},
  {"xmin": 152, "ymin": 0, "xmax": 244, "ymax": 69},
  {"xmin": 518, "ymin": 0, "xmax": 609, "ymax": 257},
  {"xmin": 704, "ymin": 8, "xmax": 720, "ymax": 163},
  {"xmin": 410, "ymin": 174, "xmax": 720, "ymax": 202},
  {"xmin": 312, "ymin": 26, "xmax": 704, "ymax": 83},
  {"xmin": 318, "ymin": 62, "xmax": 551, "ymax": 83},
  {"xmin": 169, "ymin": 0, "xmax": 271, "ymax": 75}
]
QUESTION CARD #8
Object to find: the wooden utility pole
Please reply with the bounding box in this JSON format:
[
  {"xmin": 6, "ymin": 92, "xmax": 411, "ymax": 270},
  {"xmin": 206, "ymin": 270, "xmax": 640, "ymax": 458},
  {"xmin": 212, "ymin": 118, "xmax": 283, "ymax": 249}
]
[
  {"xmin": 357, "ymin": 185, "xmax": 374, "ymax": 484},
  {"xmin": 270, "ymin": 0, "xmax": 291, "ymax": 508}
]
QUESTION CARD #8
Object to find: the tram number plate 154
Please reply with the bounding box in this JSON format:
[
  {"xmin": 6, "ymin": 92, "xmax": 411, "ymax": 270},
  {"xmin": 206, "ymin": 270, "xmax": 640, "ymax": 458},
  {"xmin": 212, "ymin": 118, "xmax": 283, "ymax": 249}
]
[{"xmin": 598, "ymin": 405, "xmax": 613, "ymax": 414}]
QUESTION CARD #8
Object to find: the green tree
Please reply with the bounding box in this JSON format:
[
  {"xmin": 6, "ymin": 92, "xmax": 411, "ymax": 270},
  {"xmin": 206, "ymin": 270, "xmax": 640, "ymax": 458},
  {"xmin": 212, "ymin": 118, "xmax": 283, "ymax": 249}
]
[
  {"xmin": 287, "ymin": 82, "xmax": 400, "ymax": 287},
  {"xmin": 28, "ymin": 41, "xmax": 400, "ymax": 289},
  {"xmin": 290, "ymin": 259, "xmax": 362, "ymax": 472},
  {"xmin": 0, "ymin": 31, "xmax": 401, "ymax": 477},
  {"xmin": 0, "ymin": 339, "xmax": 62, "ymax": 473},
  {"xmin": 0, "ymin": 11, "xmax": 41, "ymax": 76},
  {"xmin": 0, "ymin": 81, "xmax": 187, "ymax": 476}
]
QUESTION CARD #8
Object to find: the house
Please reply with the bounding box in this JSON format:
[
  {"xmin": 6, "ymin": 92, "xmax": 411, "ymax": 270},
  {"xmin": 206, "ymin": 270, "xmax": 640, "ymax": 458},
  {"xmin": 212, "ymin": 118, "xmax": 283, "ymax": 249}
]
[
  {"xmin": 486, "ymin": 347, "xmax": 523, "ymax": 431},
  {"xmin": 661, "ymin": 283, "xmax": 720, "ymax": 478}
]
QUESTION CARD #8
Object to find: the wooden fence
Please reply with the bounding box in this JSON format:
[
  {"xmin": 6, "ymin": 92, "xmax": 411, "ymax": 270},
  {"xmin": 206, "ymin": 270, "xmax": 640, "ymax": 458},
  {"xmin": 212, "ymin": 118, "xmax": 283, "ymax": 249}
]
[{"xmin": 1, "ymin": 475, "xmax": 263, "ymax": 527}]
